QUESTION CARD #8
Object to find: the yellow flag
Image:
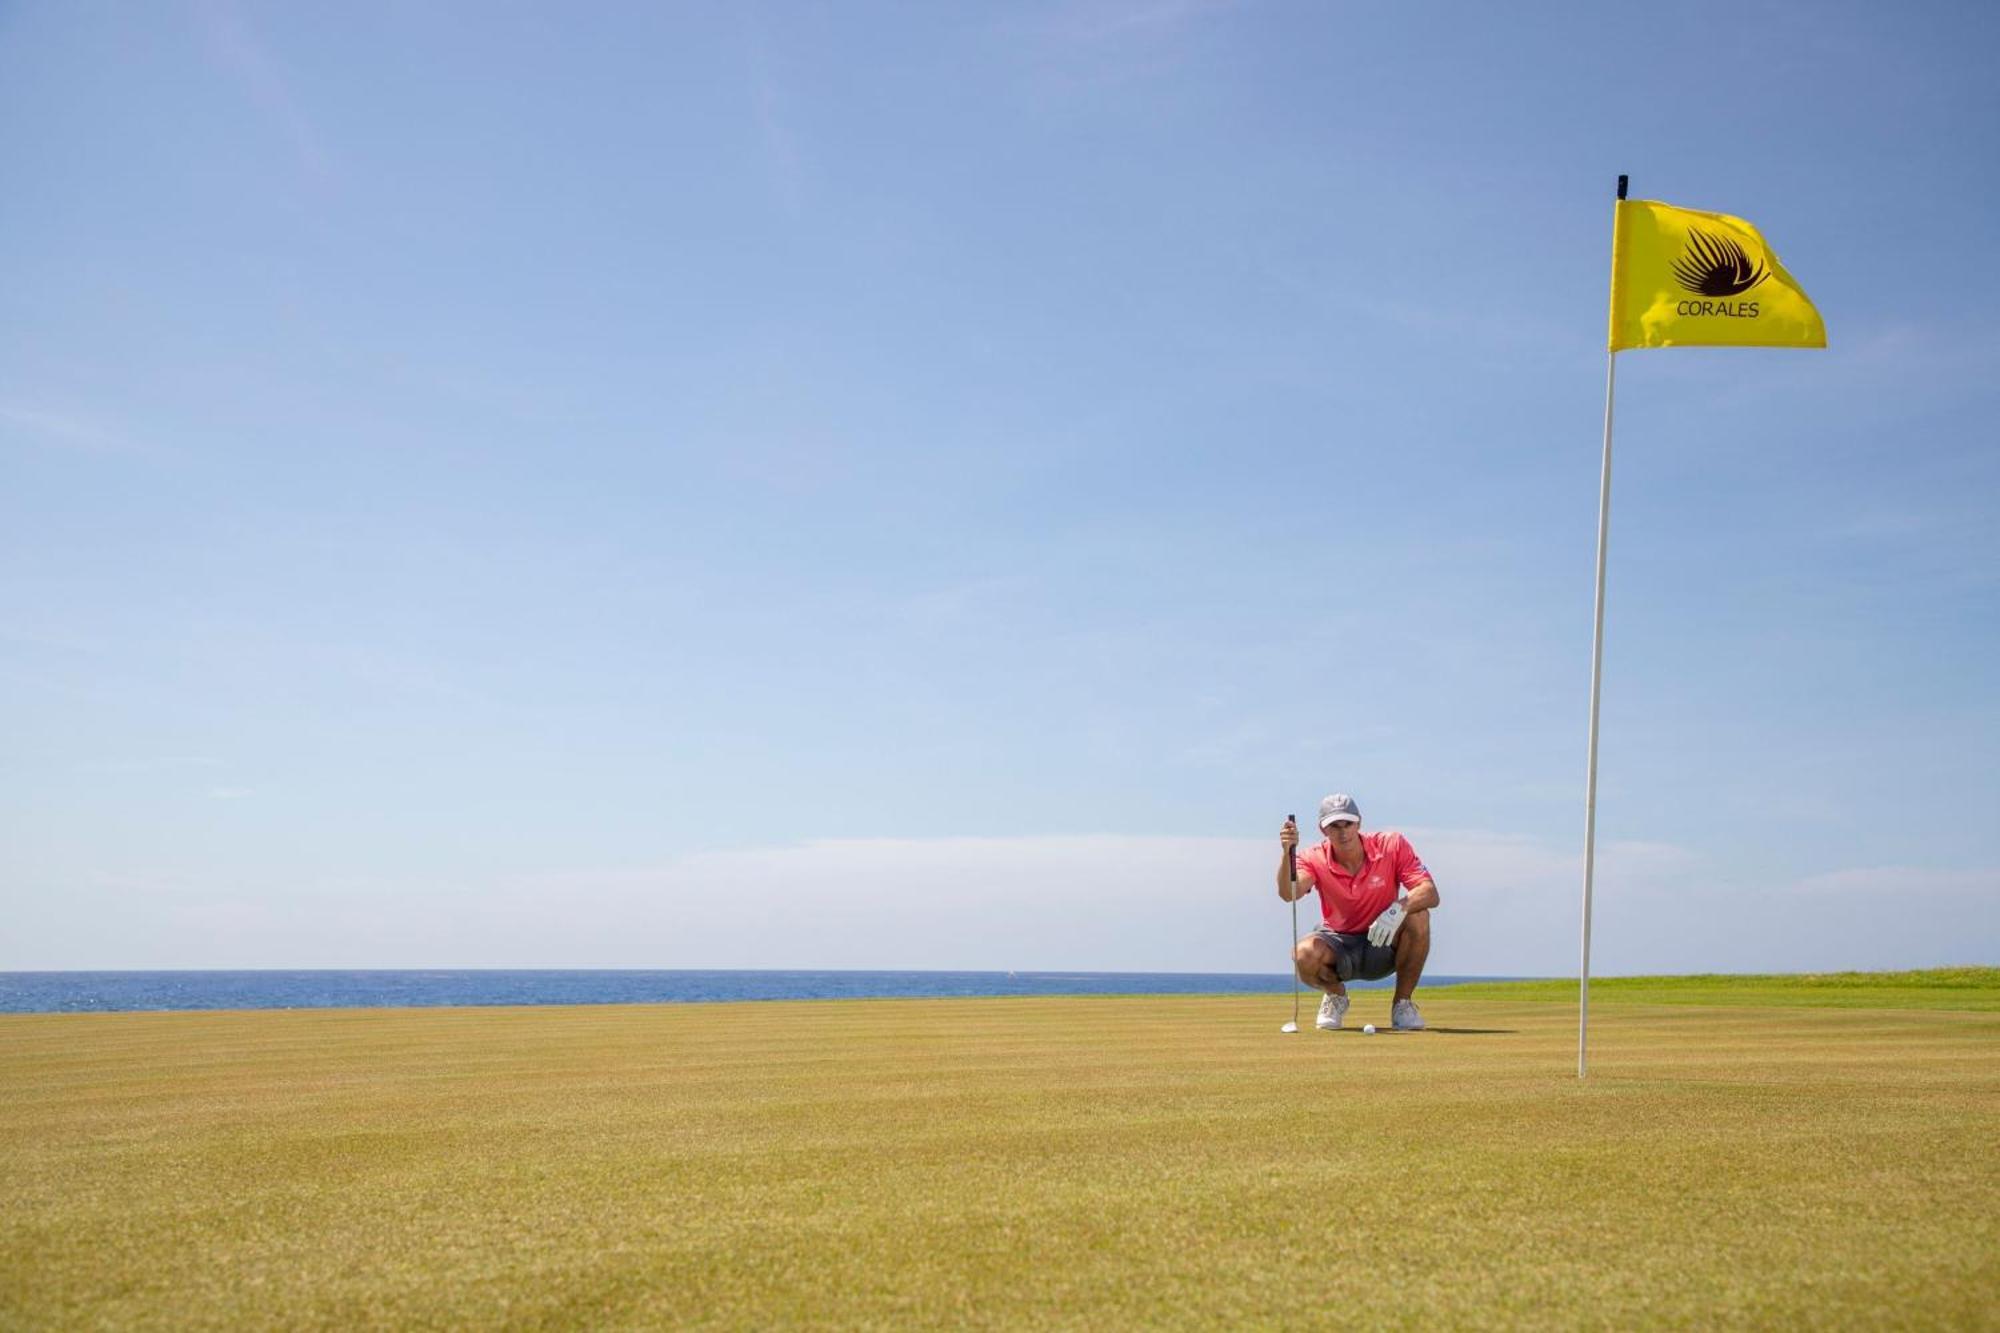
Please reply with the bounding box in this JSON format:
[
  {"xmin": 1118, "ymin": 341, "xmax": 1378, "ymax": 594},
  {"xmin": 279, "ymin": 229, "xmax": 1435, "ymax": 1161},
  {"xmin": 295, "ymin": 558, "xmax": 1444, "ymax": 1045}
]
[{"xmin": 1608, "ymin": 199, "xmax": 1825, "ymax": 351}]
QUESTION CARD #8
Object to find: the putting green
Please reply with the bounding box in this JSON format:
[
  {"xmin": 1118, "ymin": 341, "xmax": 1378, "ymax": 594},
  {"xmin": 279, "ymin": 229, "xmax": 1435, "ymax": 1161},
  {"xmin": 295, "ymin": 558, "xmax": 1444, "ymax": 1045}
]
[{"xmin": 3, "ymin": 973, "xmax": 1996, "ymax": 1328}]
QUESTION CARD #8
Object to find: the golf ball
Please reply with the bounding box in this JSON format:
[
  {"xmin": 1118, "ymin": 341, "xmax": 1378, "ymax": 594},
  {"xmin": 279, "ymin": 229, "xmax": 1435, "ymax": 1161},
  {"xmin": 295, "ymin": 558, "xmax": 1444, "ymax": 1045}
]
[{"xmin": 1362, "ymin": 1024, "xmax": 1377, "ymax": 1035}]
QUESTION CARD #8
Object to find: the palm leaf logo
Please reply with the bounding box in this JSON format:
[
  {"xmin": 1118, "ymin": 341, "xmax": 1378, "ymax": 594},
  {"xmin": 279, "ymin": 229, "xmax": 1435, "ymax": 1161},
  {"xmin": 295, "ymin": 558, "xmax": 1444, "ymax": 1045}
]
[{"xmin": 1671, "ymin": 228, "xmax": 1769, "ymax": 297}]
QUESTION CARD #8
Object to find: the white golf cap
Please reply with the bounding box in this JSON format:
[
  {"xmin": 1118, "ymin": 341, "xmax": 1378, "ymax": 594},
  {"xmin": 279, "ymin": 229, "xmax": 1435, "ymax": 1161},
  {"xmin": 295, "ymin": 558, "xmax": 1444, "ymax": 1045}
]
[{"xmin": 1317, "ymin": 794, "xmax": 1361, "ymax": 828}]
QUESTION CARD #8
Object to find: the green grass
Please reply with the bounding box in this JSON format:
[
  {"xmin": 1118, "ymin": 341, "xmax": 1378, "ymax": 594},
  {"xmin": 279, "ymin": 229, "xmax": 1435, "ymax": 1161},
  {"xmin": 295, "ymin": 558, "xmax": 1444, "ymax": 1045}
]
[
  {"xmin": 3, "ymin": 971, "xmax": 1996, "ymax": 1328},
  {"xmin": 1439, "ymin": 965, "xmax": 2000, "ymax": 1009}
]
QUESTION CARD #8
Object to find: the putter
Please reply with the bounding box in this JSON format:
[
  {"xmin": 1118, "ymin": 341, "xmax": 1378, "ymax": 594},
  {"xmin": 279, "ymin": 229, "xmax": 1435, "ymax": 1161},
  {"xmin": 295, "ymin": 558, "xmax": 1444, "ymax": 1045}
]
[{"xmin": 1281, "ymin": 813, "xmax": 1300, "ymax": 1033}]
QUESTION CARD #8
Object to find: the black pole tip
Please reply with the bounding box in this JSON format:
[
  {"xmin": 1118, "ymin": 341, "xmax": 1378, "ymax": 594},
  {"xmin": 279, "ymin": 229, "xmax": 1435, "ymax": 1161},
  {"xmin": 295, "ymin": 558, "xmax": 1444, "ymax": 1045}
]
[{"xmin": 1617, "ymin": 174, "xmax": 1629, "ymax": 200}]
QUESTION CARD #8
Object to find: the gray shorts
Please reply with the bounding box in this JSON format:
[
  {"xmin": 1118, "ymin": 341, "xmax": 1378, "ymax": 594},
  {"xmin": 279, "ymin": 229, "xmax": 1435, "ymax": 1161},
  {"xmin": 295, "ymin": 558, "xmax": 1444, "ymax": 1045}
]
[{"xmin": 1311, "ymin": 927, "xmax": 1397, "ymax": 982}]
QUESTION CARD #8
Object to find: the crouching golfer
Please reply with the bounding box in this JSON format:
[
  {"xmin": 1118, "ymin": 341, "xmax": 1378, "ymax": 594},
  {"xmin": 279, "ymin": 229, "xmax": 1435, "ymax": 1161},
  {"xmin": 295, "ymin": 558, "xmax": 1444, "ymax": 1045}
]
[{"xmin": 1278, "ymin": 794, "xmax": 1439, "ymax": 1031}]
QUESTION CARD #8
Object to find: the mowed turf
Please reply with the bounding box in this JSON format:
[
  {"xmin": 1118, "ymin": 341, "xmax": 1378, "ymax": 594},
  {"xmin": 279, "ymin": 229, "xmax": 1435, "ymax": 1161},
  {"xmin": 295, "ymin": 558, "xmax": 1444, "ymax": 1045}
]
[{"xmin": 3, "ymin": 974, "xmax": 1996, "ymax": 1329}]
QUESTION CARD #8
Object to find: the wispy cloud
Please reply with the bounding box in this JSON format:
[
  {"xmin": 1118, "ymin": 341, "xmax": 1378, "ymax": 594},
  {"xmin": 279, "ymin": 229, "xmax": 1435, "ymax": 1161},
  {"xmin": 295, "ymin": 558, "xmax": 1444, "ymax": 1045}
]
[
  {"xmin": 896, "ymin": 575, "xmax": 1038, "ymax": 628},
  {"xmin": 19, "ymin": 830, "xmax": 1996, "ymax": 971},
  {"xmin": 1830, "ymin": 508, "xmax": 1937, "ymax": 541},
  {"xmin": 1782, "ymin": 866, "xmax": 1999, "ymax": 898},
  {"xmin": 1002, "ymin": 0, "xmax": 1241, "ymax": 93},
  {"xmin": 0, "ymin": 404, "xmax": 147, "ymax": 456},
  {"xmin": 195, "ymin": 0, "xmax": 332, "ymax": 185},
  {"xmin": 1840, "ymin": 319, "xmax": 2000, "ymax": 374},
  {"xmin": 1173, "ymin": 717, "xmax": 1285, "ymax": 770},
  {"xmin": 742, "ymin": 12, "xmax": 804, "ymax": 214},
  {"xmin": 1037, "ymin": 0, "xmax": 1239, "ymax": 47},
  {"xmin": 409, "ymin": 829, "xmax": 1720, "ymax": 974},
  {"xmin": 77, "ymin": 756, "xmax": 225, "ymax": 775}
]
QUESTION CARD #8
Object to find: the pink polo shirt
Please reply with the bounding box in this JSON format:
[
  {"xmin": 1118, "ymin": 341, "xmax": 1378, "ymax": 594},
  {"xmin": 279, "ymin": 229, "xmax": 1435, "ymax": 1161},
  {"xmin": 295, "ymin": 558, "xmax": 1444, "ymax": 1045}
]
[{"xmin": 1295, "ymin": 831, "xmax": 1431, "ymax": 934}]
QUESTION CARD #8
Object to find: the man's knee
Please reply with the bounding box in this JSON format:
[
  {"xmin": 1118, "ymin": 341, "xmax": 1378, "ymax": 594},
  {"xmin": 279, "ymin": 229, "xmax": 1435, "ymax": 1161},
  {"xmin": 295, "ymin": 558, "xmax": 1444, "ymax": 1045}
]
[
  {"xmin": 1399, "ymin": 908, "xmax": 1431, "ymax": 947},
  {"xmin": 1294, "ymin": 937, "xmax": 1331, "ymax": 969}
]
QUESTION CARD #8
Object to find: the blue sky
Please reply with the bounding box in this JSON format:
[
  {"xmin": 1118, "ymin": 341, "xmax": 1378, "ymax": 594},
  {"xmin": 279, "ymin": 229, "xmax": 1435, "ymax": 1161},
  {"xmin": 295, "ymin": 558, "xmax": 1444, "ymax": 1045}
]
[{"xmin": 3, "ymin": 1, "xmax": 1996, "ymax": 974}]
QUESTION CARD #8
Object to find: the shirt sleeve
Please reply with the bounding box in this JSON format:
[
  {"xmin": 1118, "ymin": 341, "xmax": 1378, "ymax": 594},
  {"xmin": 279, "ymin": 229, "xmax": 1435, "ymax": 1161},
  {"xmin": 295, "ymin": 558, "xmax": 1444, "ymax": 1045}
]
[{"xmin": 1392, "ymin": 835, "xmax": 1431, "ymax": 889}]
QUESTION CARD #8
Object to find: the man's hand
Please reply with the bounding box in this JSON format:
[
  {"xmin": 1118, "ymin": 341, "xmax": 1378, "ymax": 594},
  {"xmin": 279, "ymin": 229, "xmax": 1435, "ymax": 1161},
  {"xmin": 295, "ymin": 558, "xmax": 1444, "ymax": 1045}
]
[
  {"xmin": 1277, "ymin": 818, "xmax": 1308, "ymax": 902},
  {"xmin": 1367, "ymin": 900, "xmax": 1407, "ymax": 948}
]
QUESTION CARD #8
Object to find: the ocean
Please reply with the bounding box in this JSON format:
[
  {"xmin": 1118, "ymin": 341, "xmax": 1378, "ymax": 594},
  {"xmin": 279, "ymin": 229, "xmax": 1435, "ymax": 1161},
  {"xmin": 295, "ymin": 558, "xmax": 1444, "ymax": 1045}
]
[{"xmin": 0, "ymin": 969, "xmax": 1507, "ymax": 1014}]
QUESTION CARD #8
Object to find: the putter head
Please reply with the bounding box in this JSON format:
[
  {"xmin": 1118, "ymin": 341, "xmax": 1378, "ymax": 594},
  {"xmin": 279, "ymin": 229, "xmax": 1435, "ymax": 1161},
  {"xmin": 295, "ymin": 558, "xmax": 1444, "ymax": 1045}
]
[{"xmin": 1280, "ymin": 1021, "xmax": 1299, "ymax": 1033}]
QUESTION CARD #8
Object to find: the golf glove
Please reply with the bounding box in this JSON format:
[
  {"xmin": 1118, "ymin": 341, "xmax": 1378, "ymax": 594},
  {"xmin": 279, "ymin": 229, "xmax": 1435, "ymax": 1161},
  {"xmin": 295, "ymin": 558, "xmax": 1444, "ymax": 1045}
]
[{"xmin": 1367, "ymin": 900, "xmax": 1407, "ymax": 948}]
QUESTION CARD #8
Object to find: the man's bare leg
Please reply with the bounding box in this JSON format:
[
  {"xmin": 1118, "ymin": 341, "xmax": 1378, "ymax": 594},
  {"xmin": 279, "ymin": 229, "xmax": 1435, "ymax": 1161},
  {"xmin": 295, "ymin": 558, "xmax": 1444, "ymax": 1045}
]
[
  {"xmin": 1293, "ymin": 936, "xmax": 1344, "ymax": 995},
  {"xmin": 1392, "ymin": 908, "xmax": 1431, "ymax": 1004}
]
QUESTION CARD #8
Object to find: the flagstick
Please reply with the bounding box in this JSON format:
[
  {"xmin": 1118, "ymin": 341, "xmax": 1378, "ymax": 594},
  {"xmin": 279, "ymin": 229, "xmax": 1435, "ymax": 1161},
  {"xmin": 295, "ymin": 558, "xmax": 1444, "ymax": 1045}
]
[
  {"xmin": 1581, "ymin": 174, "xmax": 1628, "ymax": 1080},
  {"xmin": 1581, "ymin": 347, "xmax": 1616, "ymax": 1079}
]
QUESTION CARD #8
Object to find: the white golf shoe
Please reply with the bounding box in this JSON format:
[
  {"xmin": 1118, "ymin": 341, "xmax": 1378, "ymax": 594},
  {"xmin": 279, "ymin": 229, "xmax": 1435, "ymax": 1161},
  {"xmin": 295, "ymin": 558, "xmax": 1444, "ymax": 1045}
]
[
  {"xmin": 1316, "ymin": 992, "xmax": 1349, "ymax": 1031},
  {"xmin": 1391, "ymin": 999, "xmax": 1426, "ymax": 1031}
]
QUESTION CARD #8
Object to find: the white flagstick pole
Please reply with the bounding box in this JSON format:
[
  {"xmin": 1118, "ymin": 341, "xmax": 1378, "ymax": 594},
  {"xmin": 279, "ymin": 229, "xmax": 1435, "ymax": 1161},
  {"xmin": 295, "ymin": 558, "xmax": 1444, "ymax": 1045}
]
[
  {"xmin": 1581, "ymin": 174, "xmax": 1627, "ymax": 1080},
  {"xmin": 1581, "ymin": 349, "xmax": 1615, "ymax": 1078}
]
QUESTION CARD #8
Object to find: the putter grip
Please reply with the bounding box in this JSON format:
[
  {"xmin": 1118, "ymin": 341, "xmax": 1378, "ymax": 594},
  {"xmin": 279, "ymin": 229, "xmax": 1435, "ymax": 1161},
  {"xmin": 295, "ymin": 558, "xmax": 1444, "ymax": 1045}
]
[{"xmin": 1285, "ymin": 813, "xmax": 1297, "ymax": 880}]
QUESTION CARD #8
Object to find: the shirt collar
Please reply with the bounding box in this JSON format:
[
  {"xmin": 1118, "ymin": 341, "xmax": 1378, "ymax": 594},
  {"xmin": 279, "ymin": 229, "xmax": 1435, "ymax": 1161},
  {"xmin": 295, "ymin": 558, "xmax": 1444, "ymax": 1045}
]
[{"xmin": 1320, "ymin": 831, "xmax": 1373, "ymax": 868}]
